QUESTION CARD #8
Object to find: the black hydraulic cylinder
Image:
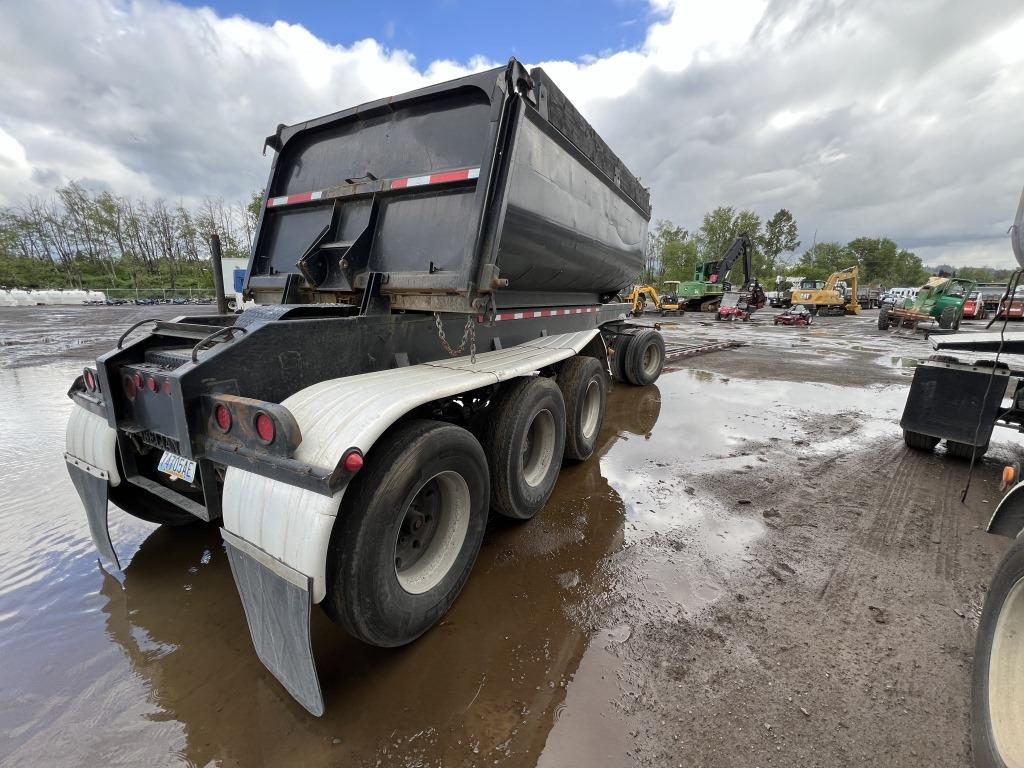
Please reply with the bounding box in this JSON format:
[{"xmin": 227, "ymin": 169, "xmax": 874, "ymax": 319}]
[{"xmin": 209, "ymin": 233, "xmax": 229, "ymax": 314}]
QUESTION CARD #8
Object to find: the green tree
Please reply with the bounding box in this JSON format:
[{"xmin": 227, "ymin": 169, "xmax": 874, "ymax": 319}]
[
  {"xmin": 758, "ymin": 209, "xmax": 800, "ymax": 280},
  {"xmin": 796, "ymin": 241, "xmax": 854, "ymax": 280},
  {"xmin": 696, "ymin": 206, "xmax": 762, "ymax": 285}
]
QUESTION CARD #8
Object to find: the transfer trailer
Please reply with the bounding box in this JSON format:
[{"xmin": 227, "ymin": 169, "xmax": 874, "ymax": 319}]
[
  {"xmin": 894, "ymin": 187, "xmax": 1024, "ymax": 768},
  {"xmin": 63, "ymin": 61, "xmax": 665, "ymax": 716}
]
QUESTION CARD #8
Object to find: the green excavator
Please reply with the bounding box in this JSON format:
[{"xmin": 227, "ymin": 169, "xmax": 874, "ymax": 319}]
[{"xmin": 676, "ymin": 233, "xmax": 756, "ymax": 312}]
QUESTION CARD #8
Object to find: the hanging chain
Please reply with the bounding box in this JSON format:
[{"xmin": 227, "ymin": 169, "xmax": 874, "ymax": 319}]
[{"xmin": 434, "ymin": 313, "xmax": 477, "ymax": 365}]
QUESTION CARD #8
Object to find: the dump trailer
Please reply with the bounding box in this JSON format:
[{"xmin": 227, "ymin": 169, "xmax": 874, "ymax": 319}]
[{"xmin": 63, "ymin": 60, "xmax": 665, "ymax": 716}]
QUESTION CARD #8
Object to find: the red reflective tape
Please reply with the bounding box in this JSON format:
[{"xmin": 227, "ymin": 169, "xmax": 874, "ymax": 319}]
[
  {"xmin": 484, "ymin": 305, "xmax": 600, "ymax": 322},
  {"xmin": 391, "ymin": 178, "xmax": 408, "ymax": 189},
  {"xmin": 429, "ymin": 169, "xmax": 472, "ymax": 184}
]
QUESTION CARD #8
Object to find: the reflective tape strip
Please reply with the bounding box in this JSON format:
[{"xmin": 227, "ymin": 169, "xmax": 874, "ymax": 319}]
[
  {"xmin": 266, "ymin": 167, "xmax": 480, "ymax": 207},
  {"xmin": 477, "ymin": 306, "xmax": 601, "ymax": 322},
  {"xmin": 267, "ymin": 190, "xmax": 324, "ymax": 208}
]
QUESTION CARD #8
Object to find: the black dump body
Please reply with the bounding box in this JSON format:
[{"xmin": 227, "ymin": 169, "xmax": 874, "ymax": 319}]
[{"xmin": 248, "ymin": 60, "xmax": 650, "ymax": 312}]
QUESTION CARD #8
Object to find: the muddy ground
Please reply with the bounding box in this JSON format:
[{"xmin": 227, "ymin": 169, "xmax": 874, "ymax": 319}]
[{"xmin": 0, "ymin": 305, "xmax": 1018, "ymax": 767}]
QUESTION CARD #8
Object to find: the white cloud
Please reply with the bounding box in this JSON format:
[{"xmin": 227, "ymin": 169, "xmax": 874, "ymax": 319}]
[{"xmin": 2, "ymin": 0, "xmax": 1023, "ymax": 268}]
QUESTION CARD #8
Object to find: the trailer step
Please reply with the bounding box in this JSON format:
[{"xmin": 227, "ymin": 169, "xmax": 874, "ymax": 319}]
[{"xmin": 151, "ymin": 321, "xmax": 228, "ymax": 341}]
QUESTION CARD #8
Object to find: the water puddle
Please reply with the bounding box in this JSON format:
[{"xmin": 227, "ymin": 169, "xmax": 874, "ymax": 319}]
[{"xmin": 0, "ymin": 307, "xmax": 958, "ymax": 767}]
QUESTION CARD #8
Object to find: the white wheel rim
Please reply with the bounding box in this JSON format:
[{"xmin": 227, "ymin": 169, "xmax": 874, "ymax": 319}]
[
  {"xmin": 522, "ymin": 408, "xmax": 556, "ymax": 488},
  {"xmin": 580, "ymin": 379, "xmax": 601, "ymax": 440},
  {"xmin": 990, "ymin": 575, "xmax": 1024, "ymax": 766},
  {"xmin": 395, "ymin": 471, "xmax": 470, "ymax": 595},
  {"xmin": 642, "ymin": 342, "xmax": 662, "ymax": 376}
]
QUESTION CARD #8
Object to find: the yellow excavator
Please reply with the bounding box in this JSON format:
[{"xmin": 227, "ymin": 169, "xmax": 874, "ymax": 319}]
[
  {"xmin": 789, "ymin": 266, "xmax": 862, "ymax": 316},
  {"xmin": 624, "ymin": 283, "xmax": 683, "ymax": 316}
]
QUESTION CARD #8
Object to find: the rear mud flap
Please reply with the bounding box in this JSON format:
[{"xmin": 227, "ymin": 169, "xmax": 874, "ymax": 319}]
[
  {"xmin": 65, "ymin": 457, "xmax": 119, "ymax": 570},
  {"xmin": 221, "ymin": 529, "xmax": 324, "ymax": 716},
  {"xmin": 899, "ymin": 363, "xmax": 1004, "ymax": 445}
]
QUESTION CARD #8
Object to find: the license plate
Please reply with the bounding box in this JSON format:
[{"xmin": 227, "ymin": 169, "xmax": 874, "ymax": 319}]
[{"xmin": 158, "ymin": 451, "xmax": 197, "ymax": 483}]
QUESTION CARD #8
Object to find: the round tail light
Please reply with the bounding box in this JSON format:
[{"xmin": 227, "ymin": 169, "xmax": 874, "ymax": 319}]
[
  {"xmin": 133, "ymin": 372, "xmax": 143, "ymax": 388},
  {"xmin": 343, "ymin": 451, "xmax": 364, "ymax": 473},
  {"xmin": 214, "ymin": 403, "xmax": 232, "ymax": 432},
  {"xmin": 162, "ymin": 379, "xmax": 172, "ymax": 395},
  {"xmin": 254, "ymin": 412, "xmax": 275, "ymax": 443},
  {"xmin": 123, "ymin": 375, "xmax": 138, "ymax": 399},
  {"xmin": 83, "ymin": 369, "xmax": 96, "ymax": 392},
  {"xmin": 147, "ymin": 376, "xmax": 159, "ymax": 393}
]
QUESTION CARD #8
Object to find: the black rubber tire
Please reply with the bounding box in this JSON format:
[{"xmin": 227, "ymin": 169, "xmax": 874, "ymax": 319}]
[
  {"xmin": 972, "ymin": 536, "xmax": 1024, "ymax": 768},
  {"xmin": 878, "ymin": 305, "xmax": 890, "ymax": 330},
  {"xmin": 108, "ymin": 447, "xmax": 200, "ymax": 526},
  {"xmin": 608, "ymin": 332, "xmax": 634, "ymax": 383},
  {"xmin": 938, "ymin": 305, "xmax": 957, "ymax": 330},
  {"xmin": 322, "ymin": 419, "xmax": 489, "ymax": 647},
  {"xmin": 946, "ymin": 440, "xmax": 989, "ymax": 460},
  {"xmin": 624, "ymin": 330, "xmax": 665, "ymax": 386},
  {"xmin": 482, "ymin": 377, "xmax": 566, "ymax": 520},
  {"xmin": 109, "ymin": 481, "xmax": 201, "ymax": 526},
  {"xmin": 903, "ymin": 430, "xmax": 940, "ymax": 451},
  {"xmin": 558, "ymin": 356, "xmax": 608, "ymax": 461}
]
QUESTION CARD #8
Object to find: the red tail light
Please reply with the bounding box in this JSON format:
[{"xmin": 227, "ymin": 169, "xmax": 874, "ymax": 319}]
[
  {"xmin": 254, "ymin": 412, "xmax": 275, "ymax": 443},
  {"xmin": 133, "ymin": 372, "xmax": 143, "ymax": 388},
  {"xmin": 162, "ymin": 379, "xmax": 172, "ymax": 395},
  {"xmin": 123, "ymin": 375, "xmax": 138, "ymax": 399},
  {"xmin": 343, "ymin": 451, "xmax": 364, "ymax": 473},
  {"xmin": 83, "ymin": 369, "xmax": 96, "ymax": 392},
  {"xmin": 147, "ymin": 376, "xmax": 159, "ymax": 393},
  {"xmin": 214, "ymin": 404, "xmax": 232, "ymax": 432}
]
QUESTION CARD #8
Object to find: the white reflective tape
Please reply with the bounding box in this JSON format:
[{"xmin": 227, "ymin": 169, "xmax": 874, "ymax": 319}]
[
  {"xmin": 468, "ymin": 168, "xmax": 480, "ymax": 179},
  {"xmin": 269, "ymin": 196, "xmax": 288, "ymax": 207},
  {"xmin": 406, "ymin": 175, "xmax": 432, "ymax": 187}
]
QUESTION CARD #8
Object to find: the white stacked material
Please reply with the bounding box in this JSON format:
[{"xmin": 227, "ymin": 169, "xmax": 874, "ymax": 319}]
[
  {"xmin": 9, "ymin": 289, "xmax": 32, "ymax": 306},
  {"xmin": 0, "ymin": 291, "xmax": 16, "ymax": 306}
]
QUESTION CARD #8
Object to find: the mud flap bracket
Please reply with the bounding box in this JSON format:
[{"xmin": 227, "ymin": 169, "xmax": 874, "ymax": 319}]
[
  {"xmin": 221, "ymin": 528, "xmax": 324, "ymax": 716},
  {"xmin": 65, "ymin": 455, "xmax": 119, "ymax": 570}
]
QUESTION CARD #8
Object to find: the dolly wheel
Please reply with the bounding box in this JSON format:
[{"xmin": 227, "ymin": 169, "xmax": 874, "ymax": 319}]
[
  {"xmin": 624, "ymin": 329, "xmax": 665, "ymax": 386},
  {"xmin": 558, "ymin": 356, "xmax": 608, "ymax": 461},
  {"xmin": 483, "ymin": 377, "xmax": 566, "ymax": 520},
  {"xmin": 323, "ymin": 419, "xmax": 489, "ymax": 647},
  {"xmin": 946, "ymin": 440, "xmax": 989, "ymax": 460},
  {"xmin": 903, "ymin": 430, "xmax": 940, "ymax": 451},
  {"xmin": 973, "ymin": 537, "xmax": 1024, "ymax": 768}
]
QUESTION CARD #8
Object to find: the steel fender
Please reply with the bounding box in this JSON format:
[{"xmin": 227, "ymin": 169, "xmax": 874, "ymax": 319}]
[
  {"xmin": 221, "ymin": 329, "xmax": 599, "ymax": 603},
  {"xmin": 990, "ymin": 481, "xmax": 1024, "ymax": 538},
  {"xmin": 65, "ymin": 405, "xmax": 120, "ymax": 487}
]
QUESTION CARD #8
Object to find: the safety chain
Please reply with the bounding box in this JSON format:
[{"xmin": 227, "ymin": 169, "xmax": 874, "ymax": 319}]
[{"xmin": 434, "ymin": 312, "xmax": 477, "ymax": 364}]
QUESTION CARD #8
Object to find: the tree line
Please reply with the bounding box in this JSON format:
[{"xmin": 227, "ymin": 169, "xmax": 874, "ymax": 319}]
[
  {"xmin": 0, "ymin": 183, "xmax": 262, "ymax": 290},
  {"xmin": 644, "ymin": 206, "xmax": 969, "ymax": 290}
]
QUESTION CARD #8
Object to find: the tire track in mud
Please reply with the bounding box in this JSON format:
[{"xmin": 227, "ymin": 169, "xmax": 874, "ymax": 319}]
[{"xmin": 816, "ymin": 438, "xmax": 906, "ymax": 608}]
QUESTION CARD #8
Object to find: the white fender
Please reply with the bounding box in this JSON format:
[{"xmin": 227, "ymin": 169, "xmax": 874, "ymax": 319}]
[
  {"xmin": 222, "ymin": 329, "xmax": 599, "ymax": 602},
  {"xmin": 65, "ymin": 406, "xmax": 121, "ymax": 486}
]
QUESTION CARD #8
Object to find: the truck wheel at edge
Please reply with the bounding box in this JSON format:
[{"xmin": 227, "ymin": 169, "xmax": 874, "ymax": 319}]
[
  {"xmin": 558, "ymin": 355, "xmax": 608, "ymax": 461},
  {"xmin": 972, "ymin": 535, "xmax": 1024, "ymax": 768},
  {"xmin": 903, "ymin": 430, "xmax": 940, "ymax": 451}
]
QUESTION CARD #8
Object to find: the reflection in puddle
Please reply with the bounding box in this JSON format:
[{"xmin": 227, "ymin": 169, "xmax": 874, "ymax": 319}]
[{"xmin": 0, "ymin": 323, "xmax": 916, "ymax": 767}]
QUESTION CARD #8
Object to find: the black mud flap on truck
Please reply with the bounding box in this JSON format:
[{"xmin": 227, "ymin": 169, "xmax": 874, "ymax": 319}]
[
  {"xmin": 221, "ymin": 529, "xmax": 324, "ymax": 716},
  {"xmin": 65, "ymin": 458, "xmax": 120, "ymax": 570},
  {"xmin": 899, "ymin": 362, "xmax": 1005, "ymax": 446}
]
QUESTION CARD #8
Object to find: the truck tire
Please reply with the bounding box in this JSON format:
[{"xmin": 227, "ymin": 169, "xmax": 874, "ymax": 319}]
[
  {"xmin": 878, "ymin": 305, "xmax": 890, "ymax": 330},
  {"xmin": 109, "ymin": 481, "xmax": 201, "ymax": 526},
  {"xmin": 938, "ymin": 306, "xmax": 957, "ymax": 329},
  {"xmin": 972, "ymin": 536, "xmax": 1024, "ymax": 768},
  {"xmin": 608, "ymin": 332, "xmax": 633, "ymax": 383},
  {"xmin": 946, "ymin": 440, "xmax": 989, "ymax": 460},
  {"xmin": 558, "ymin": 356, "xmax": 607, "ymax": 461},
  {"xmin": 903, "ymin": 430, "xmax": 940, "ymax": 451},
  {"xmin": 483, "ymin": 377, "xmax": 566, "ymax": 520},
  {"xmin": 624, "ymin": 330, "xmax": 665, "ymax": 386},
  {"xmin": 323, "ymin": 419, "xmax": 489, "ymax": 647}
]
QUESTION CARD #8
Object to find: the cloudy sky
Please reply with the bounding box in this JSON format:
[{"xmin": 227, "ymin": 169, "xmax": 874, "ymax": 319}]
[{"xmin": 1, "ymin": 0, "xmax": 1023, "ymax": 267}]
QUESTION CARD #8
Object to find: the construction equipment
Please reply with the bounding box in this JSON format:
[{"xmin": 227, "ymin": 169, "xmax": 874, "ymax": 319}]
[
  {"xmin": 773, "ymin": 305, "xmax": 812, "ymax": 326},
  {"xmin": 659, "ymin": 280, "xmax": 684, "ymax": 315},
  {"xmin": 676, "ymin": 233, "xmax": 756, "ymax": 312},
  {"xmin": 62, "ymin": 60, "xmax": 664, "ymax": 716},
  {"xmin": 790, "ymin": 266, "xmax": 861, "ymax": 316},
  {"xmin": 877, "ymin": 275, "xmax": 975, "ymax": 331},
  {"xmin": 623, "ymin": 282, "xmax": 683, "ymax": 316}
]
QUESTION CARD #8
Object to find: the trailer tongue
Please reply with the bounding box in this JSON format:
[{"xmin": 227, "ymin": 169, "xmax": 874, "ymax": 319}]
[{"xmin": 64, "ymin": 60, "xmax": 664, "ymax": 714}]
